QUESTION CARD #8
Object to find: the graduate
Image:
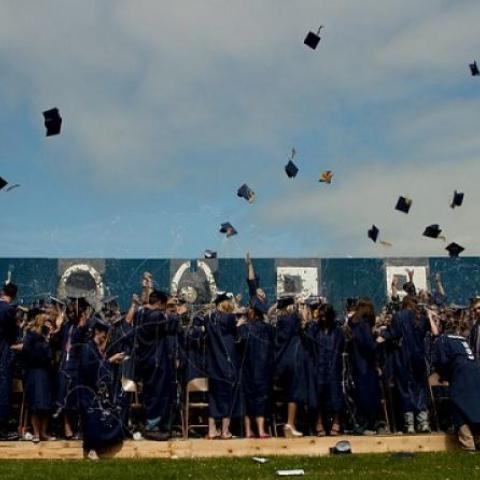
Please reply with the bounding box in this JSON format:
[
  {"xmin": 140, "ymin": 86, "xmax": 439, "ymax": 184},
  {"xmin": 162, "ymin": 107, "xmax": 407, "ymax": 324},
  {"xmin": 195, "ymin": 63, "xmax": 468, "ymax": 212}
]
[
  {"xmin": 245, "ymin": 252, "xmax": 269, "ymax": 309},
  {"xmin": 204, "ymin": 292, "xmax": 242, "ymax": 439},
  {"xmin": 378, "ymin": 296, "xmax": 438, "ymax": 433},
  {"xmin": 347, "ymin": 298, "xmax": 382, "ymax": 434},
  {"xmin": 238, "ymin": 298, "xmax": 274, "ymax": 439},
  {"xmin": 134, "ymin": 290, "xmax": 175, "ymax": 440},
  {"xmin": 52, "ymin": 298, "xmax": 90, "ymax": 439},
  {"xmin": 274, "ymin": 296, "xmax": 307, "ymax": 437},
  {"xmin": 22, "ymin": 313, "xmax": 55, "ymax": 442},
  {"xmin": 433, "ymin": 314, "xmax": 480, "ymax": 451},
  {"xmin": 78, "ymin": 317, "xmax": 126, "ymax": 460},
  {"xmin": 309, "ymin": 303, "xmax": 345, "ymax": 436},
  {"xmin": 468, "ymin": 298, "xmax": 480, "ymax": 364},
  {"xmin": 0, "ymin": 283, "xmax": 20, "ymax": 437}
]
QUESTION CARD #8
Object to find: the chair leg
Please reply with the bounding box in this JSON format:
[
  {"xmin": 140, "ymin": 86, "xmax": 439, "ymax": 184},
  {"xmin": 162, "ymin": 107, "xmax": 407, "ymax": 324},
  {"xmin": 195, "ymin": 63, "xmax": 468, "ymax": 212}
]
[{"xmin": 185, "ymin": 398, "xmax": 189, "ymax": 439}]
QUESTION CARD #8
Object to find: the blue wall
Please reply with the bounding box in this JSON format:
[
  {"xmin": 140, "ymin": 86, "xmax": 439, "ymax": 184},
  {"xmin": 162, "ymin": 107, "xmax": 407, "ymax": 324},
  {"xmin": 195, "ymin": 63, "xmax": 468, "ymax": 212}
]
[{"xmin": 1, "ymin": 257, "xmax": 478, "ymax": 313}]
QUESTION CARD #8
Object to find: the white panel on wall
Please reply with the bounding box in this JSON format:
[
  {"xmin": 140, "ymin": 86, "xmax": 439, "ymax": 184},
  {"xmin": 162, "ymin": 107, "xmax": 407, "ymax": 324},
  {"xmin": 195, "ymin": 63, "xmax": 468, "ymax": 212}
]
[
  {"xmin": 277, "ymin": 267, "xmax": 319, "ymax": 297},
  {"xmin": 385, "ymin": 265, "xmax": 428, "ymax": 299}
]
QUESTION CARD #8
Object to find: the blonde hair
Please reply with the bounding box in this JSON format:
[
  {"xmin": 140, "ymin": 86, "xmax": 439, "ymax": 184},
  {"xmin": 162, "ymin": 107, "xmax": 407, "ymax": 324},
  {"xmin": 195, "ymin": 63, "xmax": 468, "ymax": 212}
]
[
  {"xmin": 32, "ymin": 313, "xmax": 50, "ymax": 333},
  {"xmin": 217, "ymin": 300, "xmax": 234, "ymax": 313}
]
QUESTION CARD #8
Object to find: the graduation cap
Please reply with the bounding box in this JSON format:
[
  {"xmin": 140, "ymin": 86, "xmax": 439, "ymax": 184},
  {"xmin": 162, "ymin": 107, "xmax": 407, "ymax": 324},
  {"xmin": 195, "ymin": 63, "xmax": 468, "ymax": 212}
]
[
  {"xmin": 395, "ymin": 196, "xmax": 412, "ymax": 214},
  {"xmin": 446, "ymin": 242, "xmax": 465, "ymax": 258},
  {"xmin": 91, "ymin": 316, "xmax": 110, "ymax": 333},
  {"xmin": 329, "ymin": 440, "xmax": 352, "ymax": 455},
  {"xmin": 368, "ymin": 225, "xmax": 379, "ymax": 243},
  {"xmin": 214, "ymin": 291, "xmax": 233, "ymax": 305},
  {"xmin": 304, "ymin": 26, "xmax": 324, "ymax": 50},
  {"xmin": 237, "ymin": 183, "xmax": 256, "ymax": 203},
  {"xmin": 204, "ymin": 249, "xmax": 217, "ymax": 259},
  {"xmin": 43, "ymin": 108, "xmax": 62, "ymax": 136},
  {"xmin": 219, "ymin": 222, "xmax": 237, "ymax": 237},
  {"xmin": 469, "ymin": 61, "xmax": 479, "ymax": 76},
  {"xmin": 423, "ymin": 224, "xmax": 442, "ymax": 239},
  {"xmin": 318, "ymin": 170, "xmax": 333, "ymax": 184},
  {"xmin": 0, "ymin": 177, "xmax": 7, "ymax": 191},
  {"xmin": 277, "ymin": 296, "xmax": 295, "ymax": 309},
  {"xmin": 450, "ymin": 190, "xmax": 464, "ymax": 209},
  {"xmin": 285, "ymin": 160, "xmax": 299, "ymax": 178}
]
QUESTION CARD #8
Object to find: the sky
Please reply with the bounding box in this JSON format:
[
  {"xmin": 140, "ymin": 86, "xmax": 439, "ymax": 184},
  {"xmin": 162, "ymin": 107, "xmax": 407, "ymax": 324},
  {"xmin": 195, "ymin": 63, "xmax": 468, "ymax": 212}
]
[{"xmin": 0, "ymin": 0, "xmax": 479, "ymax": 259}]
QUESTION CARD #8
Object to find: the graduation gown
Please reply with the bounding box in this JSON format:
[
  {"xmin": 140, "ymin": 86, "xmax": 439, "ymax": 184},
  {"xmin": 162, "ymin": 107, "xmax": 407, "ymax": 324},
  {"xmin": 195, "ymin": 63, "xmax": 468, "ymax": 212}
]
[
  {"xmin": 275, "ymin": 313, "xmax": 307, "ymax": 404},
  {"xmin": 184, "ymin": 315, "xmax": 207, "ymax": 383},
  {"xmin": 204, "ymin": 310, "xmax": 242, "ymax": 419},
  {"xmin": 78, "ymin": 340, "xmax": 124, "ymax": 451},
  {"xmin": 307, "ymin": 322, "xmax": 345, "ymax": 414},
  {"xmin": 382, "ymin": 309, "xmax": 429, "ymax": 413},
  {"xmin": 53, "ymin": 321, "xmax": 86, "ymax": 411},
  {"xmin": 433, "ymin": 334, "xmax": 480, "ymax": 425},
  {"xmin": 349, "ymin": 318, "xmax": 381, "ymax": 422},
  {"xmin": 23, "ymin": 331, "xmax": 53, "ymax": 413},
  {"xmin": 0, "ymin": 300, "xmax": 18, "ymax": 423},
  {"xmin": 135, "ymin": 308, "xmax": 175, "ymax": 430},
  {"xmin": 238, "ymin": 319, "xmax": 274, "ymax": 417}
]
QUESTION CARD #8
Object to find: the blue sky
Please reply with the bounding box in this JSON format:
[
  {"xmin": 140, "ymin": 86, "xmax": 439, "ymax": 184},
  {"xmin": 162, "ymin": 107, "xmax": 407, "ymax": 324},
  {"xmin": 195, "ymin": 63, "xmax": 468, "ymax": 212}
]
[{"xmin": 0, "ymin": 0, "xmax": 479, "ymax": 258}]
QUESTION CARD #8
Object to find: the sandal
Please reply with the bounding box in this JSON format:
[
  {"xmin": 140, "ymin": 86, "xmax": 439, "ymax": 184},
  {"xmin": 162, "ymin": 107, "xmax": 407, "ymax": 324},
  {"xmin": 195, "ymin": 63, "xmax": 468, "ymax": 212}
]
[
  {"xmin": 330, "ymin": 424, "xmax": 341, "ymax": 436},
  {"xmin": 316, "ymin": 429, "xmax": 327, "ymax": 437}
]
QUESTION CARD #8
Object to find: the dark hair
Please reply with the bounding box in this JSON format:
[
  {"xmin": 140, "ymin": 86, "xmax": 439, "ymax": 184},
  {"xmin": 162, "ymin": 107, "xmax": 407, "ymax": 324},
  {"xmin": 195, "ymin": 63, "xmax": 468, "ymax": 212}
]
[
  {"xmin": 319, "ymin": 303, "xmax": 336, "ymax": 330},
  {"xmin": 149, "ymin": 290, "xmax": 168, "ymax": 305},
  {"xmin": 353, "ymin": 297, "xmax": 375, "ymax": 327},
  {"xmin": 402, "ymin": 295, "xmax": 417, "ymax": 311},
  {"xmin": 2, "ymin": 282, "xmax": 17, "ymax": 300}
]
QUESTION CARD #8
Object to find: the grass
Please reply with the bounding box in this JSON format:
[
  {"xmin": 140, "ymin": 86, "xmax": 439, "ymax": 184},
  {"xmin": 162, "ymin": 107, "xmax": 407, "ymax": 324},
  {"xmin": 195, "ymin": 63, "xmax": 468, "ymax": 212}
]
[{"xmin": 1, "ymin": 453, "xmax": 480, "ymax": 480}]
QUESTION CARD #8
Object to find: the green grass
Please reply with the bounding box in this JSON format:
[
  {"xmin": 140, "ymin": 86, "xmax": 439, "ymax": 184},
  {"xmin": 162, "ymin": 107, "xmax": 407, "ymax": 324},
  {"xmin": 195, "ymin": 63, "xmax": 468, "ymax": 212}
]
[{"xmin": 1, "ymin": 452, "xmax": 480, "ymax": 480}]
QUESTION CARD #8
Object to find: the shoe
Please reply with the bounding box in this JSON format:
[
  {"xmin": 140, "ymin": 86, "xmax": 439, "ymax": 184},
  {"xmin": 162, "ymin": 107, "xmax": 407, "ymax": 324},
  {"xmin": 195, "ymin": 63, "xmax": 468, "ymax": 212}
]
[
  {"xmin": 404, "ymin": 412, "xmax": 415, "ymax": 434},
  {"xmin": 458, "ymin": 424, "xmax": 475, "ymax": 451},
  {"xmin": 40, "ymin": 436, "xmax": 57, "ymax": 441},
  {"xmin": 330, "ymin": 424, "xmax": 341, "ymax": 436},
  {"xmin": 31, "ymin": 436, "xmax": 40, "ymax": 444},
  {"xmin": 362, "ymin": 430, "xmax": 377, "ymax": 436},
  {"xmin": 416, "ymin": 411, "xmax": 431, "ymax": 433},
  {"xmin": 283, "ymin": 424, "xmax": 303, "ymax": 438},
  {"xmin": 143, "ymin": 430, "xmax": 170, "ymax": 441},
  {"xmin": 86, "ymin": 449, "xmax": 99, "ymax": 461}
]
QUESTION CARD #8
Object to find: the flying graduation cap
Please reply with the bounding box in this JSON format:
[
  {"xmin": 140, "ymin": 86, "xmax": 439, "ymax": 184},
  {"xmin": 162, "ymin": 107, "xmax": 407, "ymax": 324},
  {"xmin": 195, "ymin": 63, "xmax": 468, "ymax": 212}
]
[
  {"xmin": 285, "ymin": 160, "xmax": 299, "ymax": 178},
  {"xmin": 304, "ymin": 25, "xmax": 324, "ymax": 50},
  {"xmin": 450, "ymin": 190, "xmax": 464, "ymax": 209},
  {"xmin": 0, "ymin": 177, "xmax": 19, "ymax": 192},
  {"xmin": 204, "ymin": 249, "xmax": 217, "ymax": 259},
  {"xmin": 368, "ymin": 225, "xmax": 379, "ymax": 243},
  {"xmin": 423, "ymin": 224, "xmax": 444, "ymax": 239},
  {"xmin": 43, "ymin": 108, "xmax": 62, "ymax": 136},
  {"xmin": 469, "ymin": 61, "xmax": 479, "ymax": 76},
  {"xmin": 237, "ymin": 184, "xmax": 256, "ymax": 203},
  {"xmin": 395, "ymin": 196, "xmax": 412, "ymax": 214},
  {"xmin": 219, "ymin": 222, "xmax": 237, "ymax": 237},
  {"xmin": 446, "ymin": 242, "xmax": 465, "ymax": 258},
  {"xmin": 319, "ymin": 170, "xmax": 334, "ymax": 184}
]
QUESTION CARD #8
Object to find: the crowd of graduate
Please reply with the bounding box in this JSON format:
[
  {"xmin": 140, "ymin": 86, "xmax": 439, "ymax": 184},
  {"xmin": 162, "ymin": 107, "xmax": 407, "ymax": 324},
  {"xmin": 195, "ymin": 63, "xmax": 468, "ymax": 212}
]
[{"xmin": 2, "ymin": 256, "xmax": 480, "ymax": 459}]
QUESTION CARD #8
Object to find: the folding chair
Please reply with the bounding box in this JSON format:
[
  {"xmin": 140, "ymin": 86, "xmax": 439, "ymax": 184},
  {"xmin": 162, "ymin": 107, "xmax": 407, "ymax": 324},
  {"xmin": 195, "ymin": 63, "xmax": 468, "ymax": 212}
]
[
  {"xmin": 428, "ymin": 372, "xmax": 450, "ymax": 432},
  {"xmin": 184, "ymin": 378, "xmax": 209, "ymax": 438}
]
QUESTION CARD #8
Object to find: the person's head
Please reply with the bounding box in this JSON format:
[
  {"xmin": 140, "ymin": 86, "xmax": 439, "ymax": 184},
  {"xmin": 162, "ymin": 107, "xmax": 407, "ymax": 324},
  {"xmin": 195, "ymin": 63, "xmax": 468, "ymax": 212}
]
[
  {"xmin": 256, "ymin": 288, "xmax": 266, "ymax": 302},
  {"xmin": 166, "ymin": 297, "xmax": 179, "ymax": 315},
  {"xmin": 32, "ymin": 313, "xmax": 52, "ymax": 337},
  {"xmin": 318, "ymin": 303, "xmax": 336, "ymax": 329},
  {"xmin": 353, "ymin": 297, "xmax": 376, "ymax": 327},
  {"xmin": 1, "ymin": 282, "xmax": 17, "ymax": 302},
  {"xmin": 402, "ymin": 295, "xmax": 418, "ymax": 312},
  {"xmin": 471, "ymin": 298, "xmax": 480, "ymax": 320},
  {"xmin": 249, "ymin": 298, "xmax": 268, "ymax": 320},
  {"xmin": 217, "ymin": 299, "xmax": 234, "ymax": 313},
  {"xmin": 92, "ymin": 318, "xmax": 110, "ymax": 346},
  {"xmin": 148, "ymin": 290, "xmax": 168, "ymax": 309}
]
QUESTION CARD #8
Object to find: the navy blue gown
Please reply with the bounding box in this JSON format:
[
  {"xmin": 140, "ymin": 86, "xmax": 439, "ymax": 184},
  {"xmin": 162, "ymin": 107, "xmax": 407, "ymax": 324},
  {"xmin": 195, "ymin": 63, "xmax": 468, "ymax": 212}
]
[
  {"xmin": 135, "ymin": 307, "xmax": 175, "ymax": 431},
  {"xmin": 349, "ymin": 318, "xmax": 381, "ymax": 428},
  {"xmin": 307, "ymin": 322, "xmax": 345, "ymax": 414},
  {"xmin": 78, "ymin": 340, "xmax": 124, "ymax": 451},
  {"xmin": 0, "ymin": 300, "xmax": 18, "ymax": 425},
  {"xmin": 53, "ymin": 321, "xmax": 86, "ymax": 412},
  {"xmin": 23, "ymin": 331, "xmax": 53, "ymax": 413},
  {"xmin": 184, "ymin": 316, "xmax": 207, "ymax": 383},
  {"xmin": 382, "ymin": 309, "xmax": 430, "ymax": 413},
  {"xmin": 204, "ymin": 310, "xmax": 242, "ymax": 419},
  {"xmin": 238, "ymin": 319, "xmax": 274, "ymax": 417},
  {"xmin": 433, "ymin": 334, "xmax": 480, "ymax": 427},
  {"xmin": 275, "ymin": 313, "xmax": 307, "ymax": 404}
]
